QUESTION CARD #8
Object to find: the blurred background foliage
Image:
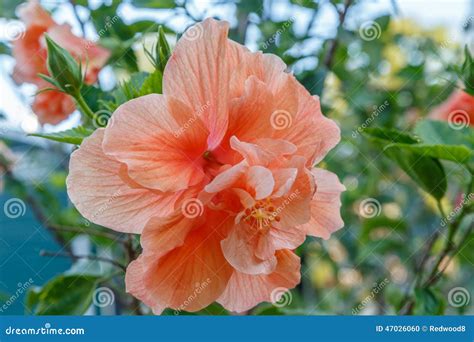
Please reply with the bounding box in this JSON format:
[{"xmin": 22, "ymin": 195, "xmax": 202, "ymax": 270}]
[{"xmin": 0, "ymin": 0, "xmax": 473, "ymax": 316}]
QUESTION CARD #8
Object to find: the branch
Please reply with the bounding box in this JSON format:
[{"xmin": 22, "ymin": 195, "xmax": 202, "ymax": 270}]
[
  {"xmin": 323, "ymin": 0, "xmax": 353, "ymax": 69},
  {"xmin": 40, "ymin": 249, "xmax": 127, "ymax": 272}
]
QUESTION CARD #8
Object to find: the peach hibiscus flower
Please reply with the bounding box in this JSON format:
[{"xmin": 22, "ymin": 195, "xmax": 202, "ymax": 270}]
[
  {"xmin": 12, "ymin": 0, "xmax": 110, "ymax": 124},
  {"xmin": 430, "ymin": 89, "xmax": 474, "ymax": 127},
  {"xmin": 67, "ymin": 19, "xmax": 344, "ymax": 313}
]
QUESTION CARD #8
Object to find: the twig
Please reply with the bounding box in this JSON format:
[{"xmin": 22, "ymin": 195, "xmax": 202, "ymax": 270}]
[
  {"xmin": 323, "ymin": 0, "xmax": 353, "ymax": 69},
  {"xmin": 40, "ymin": 249, "xmax": 126, "ymax": 272},
  {"xmin": 48, "ymin": 224, "xmax": 125, "ymax": 242}
]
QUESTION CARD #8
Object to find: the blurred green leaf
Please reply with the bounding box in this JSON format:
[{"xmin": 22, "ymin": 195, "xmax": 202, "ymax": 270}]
[
  {"xmin": 140, "ymin": 69, "xmax": 163, "ymax": 95},
  {"xmin": 415, "ymin": 120, "xmax": 474, "ymax": 148},
  {"xmin": 383, "ymin": 145, "xmax": 447, "ymax": 200},
  {"xmin": 30, "ymin": 126, "xmax": 93, "ymax": 145},
  {"xmin": 413, "ymin": 288, "xmax": 445, "ymax": 315},
  {"xmin": 35, "ymin": 275, "xmax": 99, "ymax": 315},
  {"xmin": 131, "ymin": 0, "xmax": 175, "ymax": 8}
]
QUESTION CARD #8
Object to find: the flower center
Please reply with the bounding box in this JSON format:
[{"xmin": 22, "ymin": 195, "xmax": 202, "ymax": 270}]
[{"xmin": 243, "ymin": 199, "xmax": 281, "ymax": 232}]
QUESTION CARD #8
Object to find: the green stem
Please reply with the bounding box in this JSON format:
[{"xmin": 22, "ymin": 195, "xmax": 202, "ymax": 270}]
[{"xmin": 74, "ymin": 91, "xmax": 95, "ymax": 121}]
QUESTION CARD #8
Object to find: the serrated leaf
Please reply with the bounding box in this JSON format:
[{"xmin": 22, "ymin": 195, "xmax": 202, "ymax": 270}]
[
  {"xmin": 140, "ymin": 69, "xmax": 163, "ymax": 95},
  {"xmin": 30, "ymin": 126, "xmax": 93, "ymax": 145},
  {"xmin": 35, "ymin": 275, "xmax": 99, "ymax": 315}
]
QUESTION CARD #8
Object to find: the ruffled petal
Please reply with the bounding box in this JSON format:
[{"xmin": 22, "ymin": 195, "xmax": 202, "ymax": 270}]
[
  {"xmin": 103, "ymin": 94, "xmax": 209, "ymax": 192},
  {"xmin": 299, "ymin": 168, "xmax": 345, "ymax": 239},
  {"xmin": 217, "ymin": 249, "xmax": 300, "ymax": 313},
  {"xmin": 67, "ymin": 129, "xmax": 180, "ymax": 233}
]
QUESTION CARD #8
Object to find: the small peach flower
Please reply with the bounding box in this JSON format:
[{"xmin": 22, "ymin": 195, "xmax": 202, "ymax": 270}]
[
  {"xmin": 12, "ymin": 0, "xmax": 110, "ymax": 124},
  {"xmin": 430, "ymin": 89, "xmax": 474, "ymax": 127},
  {"xmin": 67, "ymin": 18, "xmax": 344, "ymax": 313}
]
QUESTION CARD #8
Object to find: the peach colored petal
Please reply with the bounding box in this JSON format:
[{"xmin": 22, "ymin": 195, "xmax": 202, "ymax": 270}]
[
  {"xmin": 163, "ymin": 18, "xmax": 230, "ymax": 149},
  {"xmin": 103, "ymin": 94, "xmax": 209, "ymax": 193},
  {"xmin": 126, "ymin": 216, "xmax": 233, "ymax": 314},
  {"xmin": 17, "ymin": 0, "xmax": 55, "ymax": 28},
  {"xmin": 246, "ymin": 166, "xmax": 274, "ymax": 200},
  {"xmin": 299, "ymin": 168, "xmax": 345, "ymax": 239},
  {"xmin": 204, "ymin": 162, "xmax": 246, "ymax": 194},
  {"xmin": 217, "ymin": 249, "xmax": 300, "ymax": 313},
  {"xmin": 229, "ymin": 136, "xmax": 296, "ymax": 166},
  {"xmin": 221, "ymin": 222, "xmax": 277, "ymax": 275},
  {"xmin": 67, "ymin": 129, "xmax": 181, "ymax": 233},
  {"xmin": 430, "ymin": 90, "xmax": 474, "ymax": 126},
  {"xmin": 141, "ymin": 214, "xmax": 195, "ymax": 259}
]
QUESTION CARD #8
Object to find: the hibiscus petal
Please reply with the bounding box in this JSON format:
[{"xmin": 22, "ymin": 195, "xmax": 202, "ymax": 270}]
[
  {"xmin": 299, "ymin": 168, "xmax": 345, "ymax": 239},
  {"xmin": 246, "ymin": 165, "xmax": 274, "ymax": 200},
  {"xmin": 217, "ymin": 249, "xmax": 300, "ymax": 313},
  {"xmin": 126, "ymin": 217, "xmax": 233, "ymax": 314},
  {"xmin": 67, "ymin": 129, "xmax": 179, "ymax": 233},
  {"xmin": 221, "ymin": 222, "xmax": 277, "ymax": 275},
  {"xmin": 163, "ymin": 18, "xmax": 230, "ymax": 149},
  {"xmin": 103, "ymin": 94, "xmax": 209, "ymax": 192}
]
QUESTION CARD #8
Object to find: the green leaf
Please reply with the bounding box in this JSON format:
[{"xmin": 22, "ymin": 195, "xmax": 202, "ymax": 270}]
[
  {"xmin": 25, "ymin": 286, "xmax": 42, "ymax": 314},
  {"xmin": 131, "ymin": 0, "xmax": 176, "ymax": 8},
  {"xmin": 0, "ymin": 42, "xmax": 11, "ymax": 55},
  {"xmin": 386, "ymin": 143, "xmax": 473, "ymax": 164},
  {"xmin": 140, "ymin": 69, "xmax": 163, "ymax": 95},
  {"xmin": 383, "ymin": 145, "xmax": 447, "ymax": 200},
  {"xmin": 35, "ymin": 275, "xmax": 99, "ymax": 315},
  {"xmin": 414, "ymin": 119, "xmax": 474, "ymax": 148},
  {"xmin": 363, "ymin": 127, "xmax": 418, "ymax": 144},
  {"xmin": 413, "ymin": 288, "xmax": 445, "ymax": 315},
  {"xmin": 30, "ymin": 126, "xmax": 93, "ymax": 145}
]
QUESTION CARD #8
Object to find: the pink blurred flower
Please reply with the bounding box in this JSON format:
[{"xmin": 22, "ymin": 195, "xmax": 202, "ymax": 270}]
[
  {"xmin": 12, "ymin": 0, "xmax": 110, "ymax": 124},
  {"xmin": 67, "ymin": 18, "xmax": 344, "ymax": 313},
  {"xmin": 430, "ymin": 89, "xmax": 474, "ymax": 127}
]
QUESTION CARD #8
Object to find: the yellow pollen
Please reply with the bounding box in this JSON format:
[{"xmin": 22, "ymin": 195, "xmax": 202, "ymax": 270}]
[{"xmin": 243, "ymin": 199, "xmax": 281, "ymax": 232}]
